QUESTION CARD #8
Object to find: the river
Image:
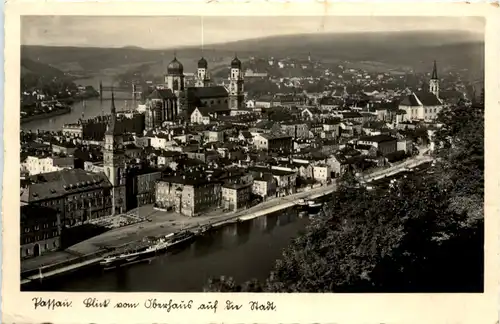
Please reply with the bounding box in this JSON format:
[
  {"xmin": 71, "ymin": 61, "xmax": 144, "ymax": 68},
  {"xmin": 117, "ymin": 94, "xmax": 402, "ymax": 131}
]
[
  {"xmin": 25, "ymin": 207, "xmax": 312, "ymax": 292},
  {"xmin": 21, "ymin": 76, "xmax": 138, "ymax": 132}
]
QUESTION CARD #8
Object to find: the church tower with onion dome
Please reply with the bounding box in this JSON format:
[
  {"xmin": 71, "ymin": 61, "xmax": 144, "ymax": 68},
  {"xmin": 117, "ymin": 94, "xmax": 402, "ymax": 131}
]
[
  {"xmin": 228, "ymin": 55, "xmax": 244, "ymax": 110},
  {"xmin": 103, "ymin": 90, "xmax": 127, "ymax": 215},
  {"xmin": 195, "ymin": 57, "xmax": 210, "ymax": 87},
  {"xmin": 165, "ymin": 55, "xmax": 185, "ymax": 97}
]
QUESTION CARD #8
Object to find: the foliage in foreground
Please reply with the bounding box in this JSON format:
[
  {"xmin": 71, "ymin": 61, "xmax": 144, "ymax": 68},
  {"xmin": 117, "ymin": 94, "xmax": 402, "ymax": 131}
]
[{"xmin": 204, "ymin": 103, "xmax": 484, "ymax": 293}]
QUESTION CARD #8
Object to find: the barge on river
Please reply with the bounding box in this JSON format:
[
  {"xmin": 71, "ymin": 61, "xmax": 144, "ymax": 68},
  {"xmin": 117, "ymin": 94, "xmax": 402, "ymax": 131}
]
[{"xmin": 100, "ymin": 230, "xmax": 196, "ymax": 269}]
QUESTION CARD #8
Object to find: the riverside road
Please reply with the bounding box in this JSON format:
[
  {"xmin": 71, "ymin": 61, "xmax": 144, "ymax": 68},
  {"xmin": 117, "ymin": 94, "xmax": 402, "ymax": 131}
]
[{"xmin": 22, "ymin": 155, "xmax": 432, "ymax": 292}]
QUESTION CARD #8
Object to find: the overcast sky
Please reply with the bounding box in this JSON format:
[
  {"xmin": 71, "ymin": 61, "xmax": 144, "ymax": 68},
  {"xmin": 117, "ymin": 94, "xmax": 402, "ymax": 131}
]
[{"xmin": 21, "ymin": 16, "xmax": 484, "ymax": 49}]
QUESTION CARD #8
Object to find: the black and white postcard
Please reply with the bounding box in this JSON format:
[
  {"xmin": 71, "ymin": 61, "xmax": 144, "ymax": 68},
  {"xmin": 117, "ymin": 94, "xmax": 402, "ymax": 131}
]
[{"xmin": 2, "ymin": 2, "xmax": 499, "ymax": 324}]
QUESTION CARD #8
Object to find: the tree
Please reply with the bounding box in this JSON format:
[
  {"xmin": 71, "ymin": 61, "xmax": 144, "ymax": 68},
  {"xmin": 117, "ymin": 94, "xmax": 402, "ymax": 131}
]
[
  {"xmin": 433, "ymin": 103, "xmax": 484, "ymax": 223},
  {"xmin": 204, "ymin": 103, "xmax": 484, "ymax": 293},
  {"xmin": 203, "ymin": 276, "xmax": 264, "ymax": 292}
]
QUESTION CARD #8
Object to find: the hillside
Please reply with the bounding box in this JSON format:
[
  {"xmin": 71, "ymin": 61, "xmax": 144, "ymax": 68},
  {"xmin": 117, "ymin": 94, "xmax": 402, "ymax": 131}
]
[
  {"xmin": 205, "ymin": 30, "xmax": 484, "ymax": 73},
  {"xmin": 21, "ymin": 30, "xmax": 484, "ymax": 77},
  {"xmin": 21, "ymin": 57, "xmax": 65, "ymax": 78}
]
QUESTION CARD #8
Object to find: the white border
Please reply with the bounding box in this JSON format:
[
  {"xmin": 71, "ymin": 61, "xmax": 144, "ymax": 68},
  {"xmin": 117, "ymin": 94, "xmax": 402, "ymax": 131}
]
[{"xmin": 3, "ymin": 2, "xmax": 499, "ymax": 323}]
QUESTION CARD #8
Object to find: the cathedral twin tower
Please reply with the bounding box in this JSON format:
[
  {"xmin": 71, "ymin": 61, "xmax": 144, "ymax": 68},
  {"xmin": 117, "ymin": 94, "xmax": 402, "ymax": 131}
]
[{"xmin": 163, "ymin": 54, "xmax": 245, "ymax": 111}]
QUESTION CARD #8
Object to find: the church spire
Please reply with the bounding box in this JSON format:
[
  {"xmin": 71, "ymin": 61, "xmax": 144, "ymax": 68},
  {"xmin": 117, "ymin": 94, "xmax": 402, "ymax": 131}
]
[
  {"xmin": 429, "ymin": 60, "xmax": 440, "ymax": 98},
  {"xmin": 431, "ymin": 60, "xmax": 438, "ymax": 80},
  {"xmin": 106, "ymin": 88, "xmax": 118, "ymax": 135}
]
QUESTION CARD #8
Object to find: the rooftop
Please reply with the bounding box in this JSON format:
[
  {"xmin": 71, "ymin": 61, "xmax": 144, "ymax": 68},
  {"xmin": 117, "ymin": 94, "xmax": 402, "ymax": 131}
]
[
  {"xmin": 223, "ymin": 182, "xmax": 252, "ymax": 190},
  {"xmin": 21, "ymin": 169, "xmax": 112, "ymax": 203},
  {"xmin": 187, "ymin": 86, "xmax": 228, "ymax": 100},
  {"xmin": 248, "ymin": 166, "xmax": 296, "ymax": 177},
  {"xmin": 358, "ymin": 134, "xmax": 396, "ymax": 143}
]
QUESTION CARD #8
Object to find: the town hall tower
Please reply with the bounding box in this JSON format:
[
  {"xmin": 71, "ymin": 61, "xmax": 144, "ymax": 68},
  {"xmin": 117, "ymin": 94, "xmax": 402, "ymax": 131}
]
[{"xmin": 103, "ymin": 91, "xmax": 127, "ymax": 215}]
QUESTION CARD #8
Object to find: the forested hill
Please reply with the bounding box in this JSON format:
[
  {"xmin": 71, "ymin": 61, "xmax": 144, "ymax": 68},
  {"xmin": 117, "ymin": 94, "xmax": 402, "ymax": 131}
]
[
  {"xmin": 22, "ymin": 30, "xmax": 483, "ymax": 77},
  {"xmin": 21, "ymin": 57, "xmax": 65, "ymax": 78}
]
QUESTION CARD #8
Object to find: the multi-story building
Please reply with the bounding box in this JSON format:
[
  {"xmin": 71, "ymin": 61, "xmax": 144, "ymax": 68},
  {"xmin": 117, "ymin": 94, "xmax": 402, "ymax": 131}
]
[
  {"xmin": 252, "ymin": 173, "xmax": 277, "ymax": 199},
  {"xmin": 157, "ymin": 151, "xmax": 184, "ymax": 167},
  {"xmin": 313, "ymin": 164, "xmax": 331, "ymax": 184},
  {"xmin": 190, "ymin": 105, "xmax": 232, "ymax": 125},
  {"xmin": 20, "ymin": 205, "xmax": 61, "ymax": 259},
  {"xmin": 126, "ymin": 166, "xmax": 162, "ymax": 210},
  {"xmin": 253, "ymin": 133, "xmax": 293, "ymax": 152},
  {"xmin": 155, "ymin": 174, "xmax": 222, "ymax": 217},
  {"xmin": 203, "ymin": 130, "xmax": 225, "ymax": 143},
  {"xmin": 357, "ymin": 134, "xmax": 397, "ymax": 156},
  {"xmin": 248, "ymin": 166, "xmax": 297, "ymax": 196},
  {"xmin": 280, "ymin": 122, "xmax": 310, "ymax": 139},
  {"xmin": 221, "ymin": 182, "xmax": 252, "ymax": 211},
  {"xmin": 397, "ymin": 137, "xmax": 414, "ymax": 154},
  {"xmin": 51, "ymin": 142, "xmax": 77, "ymax": 156},
  {"xmin": 62, "ymin": 123, "xmax": 83, "ymax": 138},
  {"xmin": 341, "ymin": 111, "xmax": 364, "ymax": 123},
  {"xmin": 323, "ymin": 121, "xmax": 341, "ymax": 138},
  {"xmin": 23, "ymin": 155, "xmax": 75, "ymax": 176},
  {"xmin": 20, "ymin": 168, "xmax": 113, "ymax": 228}
]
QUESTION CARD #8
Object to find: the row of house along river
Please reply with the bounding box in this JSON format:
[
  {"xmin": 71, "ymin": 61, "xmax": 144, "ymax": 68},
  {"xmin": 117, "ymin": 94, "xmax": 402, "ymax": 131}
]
[
  {"xmin": 21, "ymin": 77, "xmax": 430, "ymax": 292},
  {"xmin": 23, "ymin": 206, "xmax": 317, "ymax": 292},
  {"xmin": 21, "ymin": 77, "xmax": 318, "ymax": 291}
]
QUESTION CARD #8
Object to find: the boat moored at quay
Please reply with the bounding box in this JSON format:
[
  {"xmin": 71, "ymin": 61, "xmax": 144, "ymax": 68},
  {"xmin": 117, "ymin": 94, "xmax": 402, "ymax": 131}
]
[{"xmin": 100, "ymin": 230, "xmax": 196, "ymax": 269}]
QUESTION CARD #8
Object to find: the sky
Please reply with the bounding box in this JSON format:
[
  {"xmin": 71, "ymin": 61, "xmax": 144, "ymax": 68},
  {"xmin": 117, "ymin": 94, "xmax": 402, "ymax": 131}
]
[{"xmin": 21, "ymin": 16, "xmax": 485, "ymax": 49}]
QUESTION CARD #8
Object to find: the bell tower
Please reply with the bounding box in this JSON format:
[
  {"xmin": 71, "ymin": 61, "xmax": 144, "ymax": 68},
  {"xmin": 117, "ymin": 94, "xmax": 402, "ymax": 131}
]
[
  {"xmin": 103, "ymin": 90, "xmax": 127, "ymax": 215},
  {"xmin": 165, "ymin": 55, "xmax": 185, "ymax": 97},
  {"xmin": 229, "ymin": 54, "xmax": 244, "ymax": 110},
  {"xmin": 196, "ymin": 57, "xmax": 210, "ymax": 87},
  {"xmin": 429, "ymin": 60, "xmax": 440, "ymax": 98}
]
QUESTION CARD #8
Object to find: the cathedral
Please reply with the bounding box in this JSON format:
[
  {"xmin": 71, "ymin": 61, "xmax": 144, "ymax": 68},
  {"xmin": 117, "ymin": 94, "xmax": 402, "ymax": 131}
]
[
  {"xmin": 144, "ymin": 54, "xmax": 245, "ymax": 130},
  {"xmin": 399, "ymin": 61, "xmax": 444, "ymax": 122}
]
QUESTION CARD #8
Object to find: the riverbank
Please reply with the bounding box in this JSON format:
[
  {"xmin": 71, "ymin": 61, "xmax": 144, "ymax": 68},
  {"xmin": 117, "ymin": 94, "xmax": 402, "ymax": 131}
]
[
  {"xmin": 19, "ymin": 182, "xmax": 337, "ymax": 286},
  {"xmin": 20, "ymin": 156, "xmax": 433, "ymax": 286},
  {"xmin": 20, "ymin": 193, "xmax": 309, "ymax": 284},
  {"xmin": 20, "ymin": 106, "xmax": 71, "ymax": 124}
]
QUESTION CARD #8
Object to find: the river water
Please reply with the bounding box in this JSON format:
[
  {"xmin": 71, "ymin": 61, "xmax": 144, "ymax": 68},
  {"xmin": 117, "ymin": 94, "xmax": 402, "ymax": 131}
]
[
  {"xmin": 26, "ymin": 207, "xmax": 312, "ymax": 292},
  {"xmin": 21, "ymin": 77, "xmax": 136, "ymax": 132},
  {"xmin": 20, "ymin": 75, "xmax": 316, "ymax": 292}
]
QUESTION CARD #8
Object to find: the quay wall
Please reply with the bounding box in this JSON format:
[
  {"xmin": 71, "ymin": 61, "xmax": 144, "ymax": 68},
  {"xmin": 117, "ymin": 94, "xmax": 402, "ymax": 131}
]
[
  {"xmin": 20, "ymin": 107, "xmax": 71, "ymax": 124},
  {"xmin": 21, "ymin": 158, "xmax": 432, "ymax": 286}
]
